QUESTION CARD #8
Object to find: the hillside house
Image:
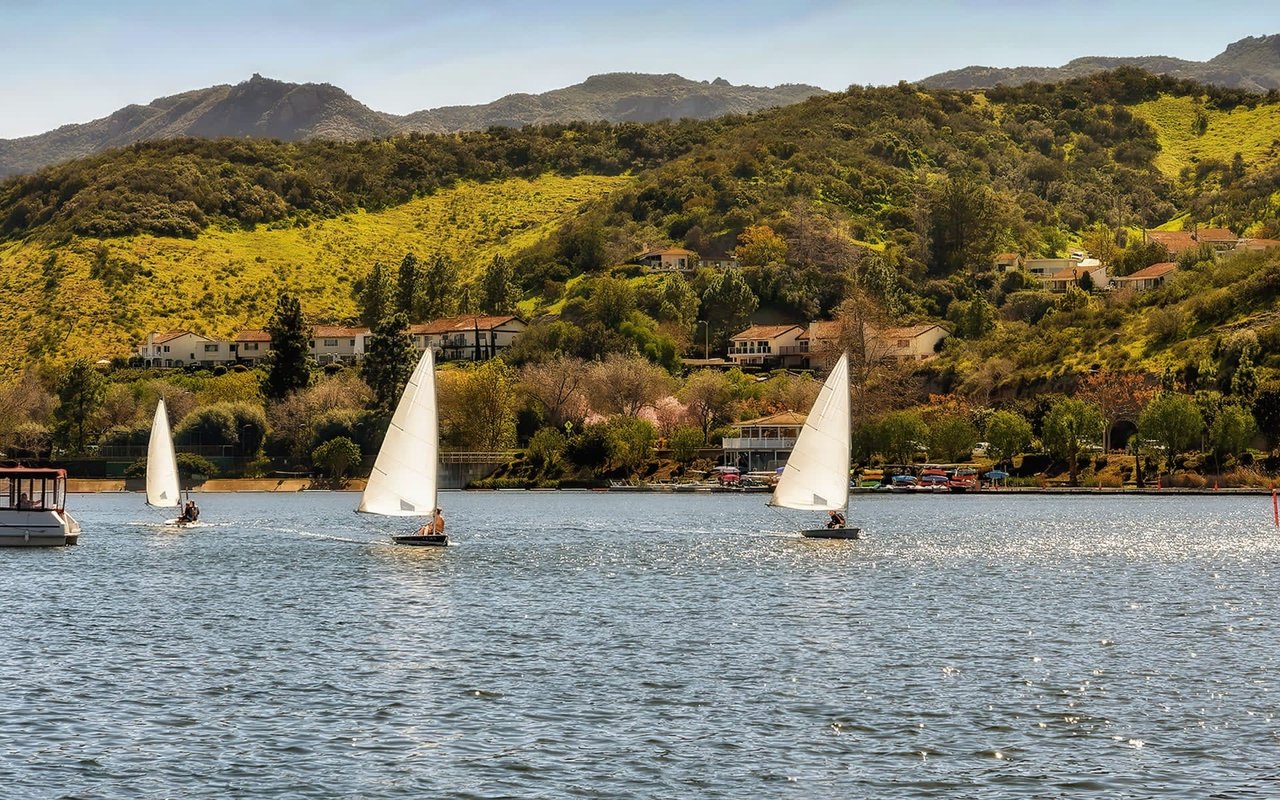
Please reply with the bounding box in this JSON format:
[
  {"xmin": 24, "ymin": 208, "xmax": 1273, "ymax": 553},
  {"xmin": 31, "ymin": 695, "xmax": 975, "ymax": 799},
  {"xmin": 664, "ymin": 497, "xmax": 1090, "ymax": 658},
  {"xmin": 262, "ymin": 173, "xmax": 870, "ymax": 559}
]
[
  {"xmin": 994, "ymin": 252, "xmax": 1022, "ymax": 272},
  {"xmin": 310, "ymin": 326, "xmax": 368, "ymax": 365},
  {"xmin": 701, "ymin": 257, "xmax": 740, "ymax": 270},
  {"xmin": 1112, "ymin": 261, "xmax": 1176, "ymax": 292},
  {"xmin": 865, "ymin": 324, "xmax": 949, "ymax": 362},
  {"xmin": 1193, "ymin": 227, "xmax": 1239, "ymax": 252},
  {"xmin": 796, "ymin": 320, "xmax": 842, "ymax": 370},
  {"xmin": 726, "ymin": 324, "xmax": 805, "ymax": 368},
  {"xmin": 408, "ymin": 315, "xmax": 527, "ymax": 361},
  {"xmin": 233, "ymin": 329, "xmax": 272, "ymax": 365},
  {"xmin": 1043, "ymin": 259, "xmax": 1108, "ymax": 292},
  {"xmin": 1238, "ymin": 238, "xmax": 1280, "ymax": 252},
  {"xmin": 1144, "ymin": 227, "xmax": 1238, "ymax": 255},
  {"xmin": 137, "ymin": 331, "xmax": 221, "ymax": 368},
  {"xmin": 1024, "ymin": 254, "xmax": 1083, "ymax": 279},
  {"xmin": 722, "ymin": 411, "xmax": 806, "ymax": 472},
  {"xmin": 636, "ymin": 247, "xmax": 698, "ymax": 272}
]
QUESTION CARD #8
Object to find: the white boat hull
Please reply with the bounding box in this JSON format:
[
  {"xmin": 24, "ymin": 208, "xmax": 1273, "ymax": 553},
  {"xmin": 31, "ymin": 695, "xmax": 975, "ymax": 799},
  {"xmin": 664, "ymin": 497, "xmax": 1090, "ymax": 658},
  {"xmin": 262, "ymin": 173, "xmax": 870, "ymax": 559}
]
[{"xmin": 0, "ymin": 510, "xmax": 80, "ymax": 546}]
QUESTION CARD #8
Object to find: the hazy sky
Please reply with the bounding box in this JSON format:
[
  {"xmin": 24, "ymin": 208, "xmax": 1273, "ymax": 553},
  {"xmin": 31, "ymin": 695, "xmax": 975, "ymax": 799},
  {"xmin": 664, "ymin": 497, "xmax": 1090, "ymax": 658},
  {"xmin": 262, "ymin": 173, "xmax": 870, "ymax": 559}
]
[{"xmin": 1, "ymin": 0, "xmax": 1274, "ymax": 138}]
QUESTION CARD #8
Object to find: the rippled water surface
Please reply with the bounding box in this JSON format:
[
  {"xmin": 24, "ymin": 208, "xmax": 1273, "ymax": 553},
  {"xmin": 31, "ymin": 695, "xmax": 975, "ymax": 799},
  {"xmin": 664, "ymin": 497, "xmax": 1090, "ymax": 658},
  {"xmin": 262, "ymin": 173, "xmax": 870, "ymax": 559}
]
[{"xmin": 4, "ymin": 492, "xmax": 1280, "ymax": 797}]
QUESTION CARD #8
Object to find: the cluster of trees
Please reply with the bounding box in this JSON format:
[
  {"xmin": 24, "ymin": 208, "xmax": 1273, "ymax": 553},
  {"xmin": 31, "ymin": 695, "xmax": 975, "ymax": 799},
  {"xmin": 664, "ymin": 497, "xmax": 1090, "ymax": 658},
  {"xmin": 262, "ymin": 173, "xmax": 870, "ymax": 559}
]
[{"xmin": 0, "ymin": 120, "xmax": 719, "ymax": 239}]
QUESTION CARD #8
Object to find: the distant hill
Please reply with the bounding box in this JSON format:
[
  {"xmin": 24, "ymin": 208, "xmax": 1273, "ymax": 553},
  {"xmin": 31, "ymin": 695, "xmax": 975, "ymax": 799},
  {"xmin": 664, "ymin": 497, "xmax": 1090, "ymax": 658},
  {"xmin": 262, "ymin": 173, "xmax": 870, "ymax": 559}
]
[
  {"xmin": 0, "ymin": 73, "xmax": 825, "ymax": 177},
  {"xmin": 398, "ymin": 73, "xmax": 824, "ymax": 133},
  {"xmin": 920, "ymin": 33, "xmax": 1280, "ymax": 91}
]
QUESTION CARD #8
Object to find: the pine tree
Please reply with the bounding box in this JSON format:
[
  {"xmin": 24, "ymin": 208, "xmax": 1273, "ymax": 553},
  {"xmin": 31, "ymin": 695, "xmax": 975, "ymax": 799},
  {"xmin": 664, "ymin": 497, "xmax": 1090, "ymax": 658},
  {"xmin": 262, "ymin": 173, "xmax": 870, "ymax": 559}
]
[
  {"xmin": 53, "ymin": 358, "xmax": 106, "ymax": 452},
  {"xmin": 481, "ymin": 254, "xmax": 519, "ymax": 315},
  {"xmin": 699, "ymin": 269, "xmax": 758, "ymax": 349},
  {"xmin": 418, "ymin": 253, "xmax": 458, "ymax": 321},
  {"xmin": 362, "ymin": 312, "xmax": 415, "ymax": 411},
  {"xmin": 358, "ymin": 261, "xmax": 391, "ymax": 328},
  {"xmin": 263, "ymin": 292, "xmax": 312, "ymax": 401},
  {"xmin": 395, "ymin": 253, "xmax": 419, "ymax": 318}
]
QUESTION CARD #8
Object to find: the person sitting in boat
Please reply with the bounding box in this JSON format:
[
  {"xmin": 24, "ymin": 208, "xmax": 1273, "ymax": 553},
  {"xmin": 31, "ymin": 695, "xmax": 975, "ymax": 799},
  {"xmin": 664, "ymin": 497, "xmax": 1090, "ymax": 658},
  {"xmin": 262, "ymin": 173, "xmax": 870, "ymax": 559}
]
[
  {"xmin": 417, "ymin": 508, "xmax": 445, "ymax": 537},
  {"xmin": 826, "ymin": 510, "xmax": 846, "ymax": 529},
  {"xmin": 188, "ymin": 501, "xmax": 200, "ymax": 522}
]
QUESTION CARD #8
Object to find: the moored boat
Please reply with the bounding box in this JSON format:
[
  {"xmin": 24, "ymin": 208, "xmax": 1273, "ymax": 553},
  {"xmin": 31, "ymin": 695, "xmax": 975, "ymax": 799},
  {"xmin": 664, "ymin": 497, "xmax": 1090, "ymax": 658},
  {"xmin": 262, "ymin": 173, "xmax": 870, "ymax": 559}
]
[{"xmin": 0, "ymin": 468, "xmax": 80, "ymax": 546}]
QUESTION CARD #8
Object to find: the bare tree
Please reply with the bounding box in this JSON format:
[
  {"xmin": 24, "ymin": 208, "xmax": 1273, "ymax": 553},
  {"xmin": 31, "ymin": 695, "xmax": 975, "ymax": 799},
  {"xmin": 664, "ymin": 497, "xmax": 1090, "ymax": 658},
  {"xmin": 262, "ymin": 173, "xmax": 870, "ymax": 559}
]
[
  {"xmin": 587, "ymin": 354, "xmax": 674, "ymax": 417},
  {"xmin": 518, "ymin": 355, "xmax": 589, "ymax": 429},
  {"xmin": 678, "ymin": 369, "xmax": 737, "ymax": 437}
]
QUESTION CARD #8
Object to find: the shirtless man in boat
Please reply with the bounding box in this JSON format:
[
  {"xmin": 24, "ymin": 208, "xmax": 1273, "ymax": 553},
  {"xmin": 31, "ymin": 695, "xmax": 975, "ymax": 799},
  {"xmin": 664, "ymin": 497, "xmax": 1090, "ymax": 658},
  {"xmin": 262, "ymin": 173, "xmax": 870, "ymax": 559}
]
[{"xmin": 417, "ymin": 508, "xmax": 444, "ymax": 537}]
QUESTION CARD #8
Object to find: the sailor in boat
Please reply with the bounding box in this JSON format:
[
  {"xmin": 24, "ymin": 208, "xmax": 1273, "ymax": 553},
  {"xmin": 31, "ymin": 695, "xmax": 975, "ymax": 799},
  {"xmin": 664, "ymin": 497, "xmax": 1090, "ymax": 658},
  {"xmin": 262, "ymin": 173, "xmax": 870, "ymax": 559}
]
[
  {"xmin": 826, "ymin": 510, "xmax": 846, "ymax": 529},
  {"xmin": 179, "ymin": 500, "xmax": 200, "ymax": 524},
  {"xmin": 416, "ymin": 508, "xmax": 445, "ymax": 538}
]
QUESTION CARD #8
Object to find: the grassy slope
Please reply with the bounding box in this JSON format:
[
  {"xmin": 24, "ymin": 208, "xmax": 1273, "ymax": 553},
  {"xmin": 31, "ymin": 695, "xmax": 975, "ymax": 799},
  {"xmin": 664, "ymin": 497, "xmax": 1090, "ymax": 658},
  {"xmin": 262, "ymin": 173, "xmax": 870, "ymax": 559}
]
[
  {"xmin": 0, "ymin": 174, "xmax": 627, "ymax": 373},
  {"xmin": 1133, "ymin": 95, "xmax": 1280, "ymax": 177}
]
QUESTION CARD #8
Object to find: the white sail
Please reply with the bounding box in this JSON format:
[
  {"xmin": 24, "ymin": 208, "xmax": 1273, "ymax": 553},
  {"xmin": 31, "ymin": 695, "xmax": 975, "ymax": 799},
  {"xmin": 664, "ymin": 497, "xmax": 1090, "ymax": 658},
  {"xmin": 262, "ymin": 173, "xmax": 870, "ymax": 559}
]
[
  {"xmin": 145, "ymin": 398, "xmax": 181, "ymax": 507},
  {"xmin": 358, "ymin": 348, "xmax": 439, "ymax": 517},
  {"xmin": 769, "ymin": 353, "xmax": 850, "ymax": 511}
]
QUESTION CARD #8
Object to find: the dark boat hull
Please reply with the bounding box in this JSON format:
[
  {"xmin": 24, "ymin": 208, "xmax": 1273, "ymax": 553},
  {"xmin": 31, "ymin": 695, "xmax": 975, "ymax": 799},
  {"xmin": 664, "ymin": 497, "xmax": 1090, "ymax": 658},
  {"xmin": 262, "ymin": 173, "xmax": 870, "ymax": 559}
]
[
  {"xmin": 392, "ymin": 533, "xmax": 449, "ymax": 547},
  {"xmin": 800, "ymin": 527, "xmax": 861, "ymax": 540}
]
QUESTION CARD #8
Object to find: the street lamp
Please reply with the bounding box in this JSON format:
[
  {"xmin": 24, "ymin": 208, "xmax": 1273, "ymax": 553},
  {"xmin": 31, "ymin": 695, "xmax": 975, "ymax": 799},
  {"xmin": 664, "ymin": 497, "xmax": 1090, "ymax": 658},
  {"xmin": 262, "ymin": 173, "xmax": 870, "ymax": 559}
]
[{"xmin": 697, "ymin": 319, "xmax": 710, "ymax": 360}]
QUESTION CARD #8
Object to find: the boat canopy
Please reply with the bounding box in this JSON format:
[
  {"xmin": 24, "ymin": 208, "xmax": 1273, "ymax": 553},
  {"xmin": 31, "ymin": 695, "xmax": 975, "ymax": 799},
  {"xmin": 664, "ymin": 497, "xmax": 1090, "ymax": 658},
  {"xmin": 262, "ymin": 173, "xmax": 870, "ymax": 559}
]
[{"xmin": 0, "ymin": 468, "xmax": 69, "ymax": 512}]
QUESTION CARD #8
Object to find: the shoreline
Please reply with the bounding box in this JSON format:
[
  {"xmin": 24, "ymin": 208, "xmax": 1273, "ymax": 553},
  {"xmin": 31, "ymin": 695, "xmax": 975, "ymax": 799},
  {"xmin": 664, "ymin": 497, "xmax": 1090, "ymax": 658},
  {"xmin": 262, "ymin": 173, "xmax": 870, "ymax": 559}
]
[{"xmin": 66, "ymin": 478, "xmax": 1278, "ymax": 496}]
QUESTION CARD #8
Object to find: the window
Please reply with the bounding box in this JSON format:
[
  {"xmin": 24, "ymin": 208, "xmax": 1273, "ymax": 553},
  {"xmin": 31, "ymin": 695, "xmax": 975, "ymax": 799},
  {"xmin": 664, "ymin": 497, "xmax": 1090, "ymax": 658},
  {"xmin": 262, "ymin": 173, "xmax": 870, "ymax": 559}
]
[
  {"xmin": 243, "ymin": 342, "xmax": 258, "ymax": 351},
  {"xmin": 204, "ymin": 344, "xmax": 218, "ymax": 352},
  {"xmin": 897, "ymin": 339, "xmax": 910, "ymax": 347},
  {"xmin": 163, "ymin": 345, "xmax": 170, "ymax": 353},
  {"xmin": 324, "ymin": 338, "xmax": 338, "ymax": 347}
]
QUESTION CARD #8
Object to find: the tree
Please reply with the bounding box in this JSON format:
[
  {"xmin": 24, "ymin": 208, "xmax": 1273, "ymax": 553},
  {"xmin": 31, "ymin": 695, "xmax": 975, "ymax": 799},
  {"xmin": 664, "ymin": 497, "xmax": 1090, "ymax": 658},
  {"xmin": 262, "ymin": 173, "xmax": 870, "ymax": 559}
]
[
  {"xmin": 700, "ymin": 269, "xmax": 758, "ymax": 349},
  {"xmin": 263, "ymin": 291, "xmax": 312, "ymax": 401},
  {"xmin": 361, "ymin": 312, "xmax": 416, "ymax": 412},
  {"xmin": 588, "ymin": 277, "xmax": 637, "ymax": 329},
  {"xmin": 963, "ymin": 296, "xmax": 996, "ymax": 338},
  {"xmin": 395, "ymin": 253, "xmax": 419, "ymax": 318},
  {"xmin": 1253, "ymin": 382, "xmax": 1280, "ymax": 448},
  {"xmin": 53, "ymin": 359, "xmax": 106, "ymax": 453},
  {"xmin": 438, "ymin": 358, "xmax": 518, "ymax": 451},
  {"xmin": 985, "ymin": 410, "xmax": 1032, "ymax": 468},
  {"xmin": 926, "ymin": 174, "xmax": 1007, "ymax": 276},
  {"xmin": 526, "ymin": 427, "xmax": 567, "ymax": 471},
  {"xmin": 357, "ymin": 261, "xmax": 392, "ymax": 328},
  {"xmin": 481, "ymin": 254, "xmax": 520, "ymax": 315},
  {"xmin": 878, "ymin": 410, "xmax": 930, "ymax": 464},
  {"xmin": 312, "ymin": 436, "xmax": 363, "ymax": 481},
  {"xmin": 586, "ymin": 354, "xmax": 674, "ymax": 417},
  {"xmin": 678, "ymin": 370, "xmax": 737, "ymax": 438},
  {"xmin": 518, "ymin": 355, "xmax": 589, "ymax": 428},
  {"xmin": 605, "ymin": 416, "xmax": 658, "ymax": 476},
  {"xmin": 734, "ymin": 224, "xmax": 788, "ymax": 267},
  {"xmin": 1077, "ymin": 371, "xmax": 1153, "ymax": 452},
  {"xmin": 1042, "ymin": 398, "xmax": 1104, "ymax": 485},
  {"xmin": 1138, "ymin": 393, "xmax": 1203, "ymax": 471},
  {"xmin": 1231, "ymin": 345, "xmax": 1259, "ymax": 403},
  {"xmin": 928, "ymin": 416, "xmax": 979, "ymax": 463},
  {"xmin": 417, "ymin": 253, "xmax": 458, "ymax": 321},
  {"xmin": 1209, "ymin": 404, "xmax": 1256, "ymax": 470},
  {"xmin": 668, "ymin": 426, "xmax": 705, "ymax": 465}
]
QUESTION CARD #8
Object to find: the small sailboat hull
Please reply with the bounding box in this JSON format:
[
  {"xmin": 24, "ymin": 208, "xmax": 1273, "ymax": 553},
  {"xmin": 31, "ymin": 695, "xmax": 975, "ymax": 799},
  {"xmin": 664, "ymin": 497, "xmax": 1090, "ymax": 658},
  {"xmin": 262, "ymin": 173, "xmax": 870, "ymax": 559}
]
[
  {"xmin": 800, "ymin": 527, "xmax": 862, "ymax": 540},
  {"xmin": 391, "ymin": 533, "xmax": 449, "ymax": 547}
]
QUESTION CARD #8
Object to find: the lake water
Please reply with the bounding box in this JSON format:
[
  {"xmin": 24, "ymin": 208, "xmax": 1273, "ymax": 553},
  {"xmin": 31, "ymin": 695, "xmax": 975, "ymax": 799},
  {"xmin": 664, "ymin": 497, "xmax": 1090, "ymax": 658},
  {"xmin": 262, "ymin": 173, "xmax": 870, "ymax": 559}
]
[{"xmin": 3, "ymin": 491, "xmax": 1280, "ymax": 797}]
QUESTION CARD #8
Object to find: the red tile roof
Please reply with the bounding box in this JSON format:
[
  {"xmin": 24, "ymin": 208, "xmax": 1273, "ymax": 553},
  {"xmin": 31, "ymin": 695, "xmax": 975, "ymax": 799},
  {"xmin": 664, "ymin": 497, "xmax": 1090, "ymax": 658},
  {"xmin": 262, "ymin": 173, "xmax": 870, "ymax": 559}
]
[
  {"xmin": 312, "ymin": 326, "xmax": 368, "ymax": 338},
  {"xmin": 733, "ymin": 411, "xmax": 808, "ymax": 427},
  {"xmin": 408, "ymin": 315, "xmax": 523, "ymax": 335},
  {"xmin": 1238, "ymin": 238, "xmax": 1280, "ymax": 251},
  {"xmin": 1144, "ymin": 230, "xmax": 1198, "ymax": 254},
  {"xmin": 874, "ymin": 324, "xmax": 945, "ymax": 339},
  {"xmin": 798, "ymin": 320, "xmax": 843, "ymax": 341},
  {"xmin": 729, "ymin": 324, "xmax": 804, "ymax": 340},
  {"xmin": 1194, "ymin": 227, "xmax": 1237, "ymax": 242},
  {"xmin": 638, "ymin": 247, "xmax": 697, "ymax": 258},
  {"xmin": 1117, "ymin": 261, "xmax": 1177, "ymax": 280},
  {"xmin": 153, "ymin": 330, "xmax": 199, "ymax": 344},
  {"xmin": 234, "ymin": 329, "xmax": 272, "ymax": 342}
]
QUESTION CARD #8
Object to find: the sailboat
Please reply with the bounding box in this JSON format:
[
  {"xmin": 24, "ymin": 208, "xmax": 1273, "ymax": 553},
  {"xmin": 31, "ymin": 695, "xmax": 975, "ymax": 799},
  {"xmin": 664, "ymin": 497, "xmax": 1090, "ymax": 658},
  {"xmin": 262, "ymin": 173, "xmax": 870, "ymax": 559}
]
[
  {"xmin": 768, "ymin": 353, "xmax": 860, "ymax": 539},
  {"xmin": 358, "ymin": 347, "xmax": 447, "ymax": 546},
  {"xmin": 145, "ymin": 398, "xmax": 188, "ymax": 525}
]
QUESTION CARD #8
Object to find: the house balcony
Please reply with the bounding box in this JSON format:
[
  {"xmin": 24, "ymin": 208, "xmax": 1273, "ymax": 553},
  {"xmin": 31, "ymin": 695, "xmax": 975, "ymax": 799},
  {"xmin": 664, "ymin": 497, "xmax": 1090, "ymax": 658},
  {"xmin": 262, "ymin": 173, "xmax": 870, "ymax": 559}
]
[{"xmin": 722, "ymin": 436, "xmax": 798, "ymax": 451}]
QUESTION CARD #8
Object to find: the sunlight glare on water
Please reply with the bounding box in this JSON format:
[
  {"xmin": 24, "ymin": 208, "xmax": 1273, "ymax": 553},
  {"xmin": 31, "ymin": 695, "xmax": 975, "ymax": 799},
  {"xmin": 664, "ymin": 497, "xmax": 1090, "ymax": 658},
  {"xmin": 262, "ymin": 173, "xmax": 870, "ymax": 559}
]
[{"xmin": 3, "ymin": 492, "xmax": 1280, "ymax": 797}]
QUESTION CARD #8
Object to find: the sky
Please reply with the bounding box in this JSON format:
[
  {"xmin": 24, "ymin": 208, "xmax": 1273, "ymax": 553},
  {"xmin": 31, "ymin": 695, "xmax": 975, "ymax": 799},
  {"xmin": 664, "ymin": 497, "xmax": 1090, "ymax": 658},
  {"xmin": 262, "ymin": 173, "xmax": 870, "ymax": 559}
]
[{"xmin": 1, "ymin": 0, "xmax": 1276, "ymax": 139}]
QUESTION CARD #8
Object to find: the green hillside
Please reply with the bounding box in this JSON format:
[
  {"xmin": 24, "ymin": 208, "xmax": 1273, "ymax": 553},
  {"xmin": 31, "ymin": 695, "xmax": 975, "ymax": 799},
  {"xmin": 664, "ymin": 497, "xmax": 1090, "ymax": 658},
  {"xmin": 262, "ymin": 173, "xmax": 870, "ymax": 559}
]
[
  {"xmin": 0, "ymin": 174, "xmax": 626, "ymax": 372},
  {"xmin": 1133, "ymin": 94, "xmax": 1280, "ymax": 177}
]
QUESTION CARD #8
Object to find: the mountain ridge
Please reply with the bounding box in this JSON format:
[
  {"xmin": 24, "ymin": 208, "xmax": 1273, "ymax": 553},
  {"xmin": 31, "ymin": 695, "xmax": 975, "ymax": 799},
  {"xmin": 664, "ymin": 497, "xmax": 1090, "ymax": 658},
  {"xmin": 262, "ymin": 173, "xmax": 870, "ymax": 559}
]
[
  {"xmin": 921, "ymin": 33, "xmax": 1280, "ymax": 91},
  {"xmin": 0, "ymin": 73, "xmax": 824, "ymax": 177}
]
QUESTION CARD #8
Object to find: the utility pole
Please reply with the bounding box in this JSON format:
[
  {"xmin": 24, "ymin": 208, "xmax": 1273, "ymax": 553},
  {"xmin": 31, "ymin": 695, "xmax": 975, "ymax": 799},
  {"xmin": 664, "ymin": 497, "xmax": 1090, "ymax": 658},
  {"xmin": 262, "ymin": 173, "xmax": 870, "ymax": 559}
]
[{"xmin": 697, "ymin": 319, "xmax": 710, "ymax": 360}]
